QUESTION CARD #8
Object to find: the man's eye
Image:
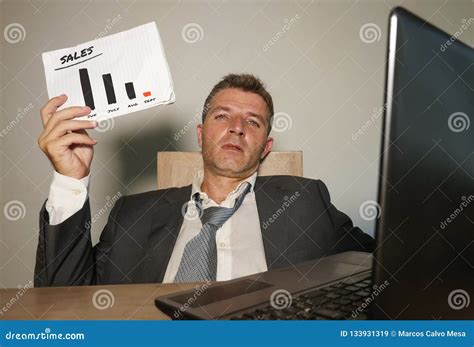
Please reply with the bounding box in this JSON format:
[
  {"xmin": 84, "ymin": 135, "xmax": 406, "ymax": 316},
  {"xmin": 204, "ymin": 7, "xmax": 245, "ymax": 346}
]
[
  {"xmin": 248, "ymin": 120, "xmax": 260, "ymax": 127},
  {"xmin": 216, "ymin": 114, "xmax": 227, "ymax": 119}
]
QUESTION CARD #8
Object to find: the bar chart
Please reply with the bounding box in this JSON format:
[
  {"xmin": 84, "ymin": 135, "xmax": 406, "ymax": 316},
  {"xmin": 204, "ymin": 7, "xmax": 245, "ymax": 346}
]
[{"xmin": 79, "ymin": 68, "xmax": 154, "ymax": 110}]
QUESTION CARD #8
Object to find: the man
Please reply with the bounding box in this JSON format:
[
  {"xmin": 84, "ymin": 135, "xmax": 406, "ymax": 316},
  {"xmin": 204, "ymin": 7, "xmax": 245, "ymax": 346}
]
[{"xmin": 35, "ymin": 74, "xmax": 373, "ymax": 287}]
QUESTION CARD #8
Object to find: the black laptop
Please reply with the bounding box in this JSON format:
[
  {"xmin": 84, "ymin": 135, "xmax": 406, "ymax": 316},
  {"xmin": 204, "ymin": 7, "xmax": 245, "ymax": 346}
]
[{"xmin": 155, "ymin": 7, "xmax": 473, "ymax": 320}]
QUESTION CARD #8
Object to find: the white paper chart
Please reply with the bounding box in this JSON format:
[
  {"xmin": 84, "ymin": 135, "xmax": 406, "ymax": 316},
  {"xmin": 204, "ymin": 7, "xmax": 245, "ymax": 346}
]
[{"xmin": 42, "ymin": 22, "xmax": 175, "ymax": 122}]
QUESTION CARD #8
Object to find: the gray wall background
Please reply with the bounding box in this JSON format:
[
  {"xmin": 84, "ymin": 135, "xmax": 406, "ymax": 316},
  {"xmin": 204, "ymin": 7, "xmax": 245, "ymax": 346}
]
[{"xmin": 1, "ymin": 0, "xmax": 472, "ymax": 288}]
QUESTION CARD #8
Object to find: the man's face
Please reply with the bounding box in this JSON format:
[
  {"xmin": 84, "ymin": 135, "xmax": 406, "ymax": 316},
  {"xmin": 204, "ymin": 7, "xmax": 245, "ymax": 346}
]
[{"xmin": 197, "ymin": 88, "xmax": 273, "ymax": 178}]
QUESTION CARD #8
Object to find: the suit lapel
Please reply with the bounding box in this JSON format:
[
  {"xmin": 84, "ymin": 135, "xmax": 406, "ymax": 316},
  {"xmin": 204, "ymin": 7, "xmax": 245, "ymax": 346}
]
[
  {"xmin": 142, "ymin": 185, "xmax": 191, "ymax": 283},
  {"xmin": 254, "ymin": 176, "xmax": 290, "ymax": 270}
]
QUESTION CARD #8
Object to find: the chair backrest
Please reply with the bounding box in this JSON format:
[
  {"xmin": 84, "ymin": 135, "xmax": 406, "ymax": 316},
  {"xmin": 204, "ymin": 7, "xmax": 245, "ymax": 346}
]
[{"xmin": 157, "ymin": 151, "xmax": 303, "ymax": 189}]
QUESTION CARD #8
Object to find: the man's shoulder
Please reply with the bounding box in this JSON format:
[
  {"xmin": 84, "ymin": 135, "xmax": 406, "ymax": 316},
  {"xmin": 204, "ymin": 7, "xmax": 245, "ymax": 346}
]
[
  {"xmin": 256, "ymin": 175, "xmax": 321, "ymax": 190},
  {"xmin": 119, "ymin": 184, "xmax": 191, "ymax": 207}
]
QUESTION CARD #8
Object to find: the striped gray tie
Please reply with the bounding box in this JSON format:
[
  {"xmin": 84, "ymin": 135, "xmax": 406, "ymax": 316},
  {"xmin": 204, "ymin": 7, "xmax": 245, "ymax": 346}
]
[{"xmin": 174, "ymin": 182, "xmax": 251, "ymax": 283}]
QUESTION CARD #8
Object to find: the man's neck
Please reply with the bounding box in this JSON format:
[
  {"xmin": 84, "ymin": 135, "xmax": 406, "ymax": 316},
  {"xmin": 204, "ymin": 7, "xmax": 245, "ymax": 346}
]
[{"xmin": 200, "ymin": 169, "xmax": 254, "ymax": 204}]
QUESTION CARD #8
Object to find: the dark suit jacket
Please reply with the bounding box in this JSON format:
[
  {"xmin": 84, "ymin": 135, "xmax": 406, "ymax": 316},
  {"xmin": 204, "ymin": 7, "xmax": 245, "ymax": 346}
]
[{"xmin": 34, "ymin": 175, "xmax": 374, "ymax": 287}]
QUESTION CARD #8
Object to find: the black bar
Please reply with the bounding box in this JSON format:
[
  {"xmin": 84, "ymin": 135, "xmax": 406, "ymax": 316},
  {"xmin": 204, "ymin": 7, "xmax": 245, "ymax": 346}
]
[
  {"xmin": 79, "ymin": 68, "xmax": 95, "ymax": 110},
  {"xmin": 102, "ymin": 73, "xmax": 116, "ymax": 104},
  {"xmin": 125, "ymin": 82, "xmax": 136, "ymax": 100}
]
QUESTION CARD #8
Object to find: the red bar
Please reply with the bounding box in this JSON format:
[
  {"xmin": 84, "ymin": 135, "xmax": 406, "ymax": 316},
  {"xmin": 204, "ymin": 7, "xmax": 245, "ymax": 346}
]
[{"xmin": 143, "ymin": 91, "xmax": 151, "ymax": 97}]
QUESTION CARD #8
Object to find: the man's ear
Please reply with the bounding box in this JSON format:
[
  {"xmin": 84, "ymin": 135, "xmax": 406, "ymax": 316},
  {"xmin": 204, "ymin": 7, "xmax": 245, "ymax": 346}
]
[
  {"xmin": 197, "ymin": 124, "xmax": 203, "ymax": 148},
  {"xmin": 261, "ymin": 136, "xmax": 273, "ymax": 159}
]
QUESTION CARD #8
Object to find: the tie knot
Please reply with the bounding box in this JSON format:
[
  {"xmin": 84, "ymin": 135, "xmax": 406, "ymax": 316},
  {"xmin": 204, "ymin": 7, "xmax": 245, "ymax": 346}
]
[{"xmin": 195, "ymin": 181, "xmax": 251, "ymax": 228}]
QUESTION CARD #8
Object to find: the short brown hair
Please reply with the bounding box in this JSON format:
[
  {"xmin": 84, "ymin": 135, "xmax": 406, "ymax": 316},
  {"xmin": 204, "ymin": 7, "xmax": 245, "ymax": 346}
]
[{"xmin": 202, "ymin": 73, "xmax": 274, "ymax": 135}]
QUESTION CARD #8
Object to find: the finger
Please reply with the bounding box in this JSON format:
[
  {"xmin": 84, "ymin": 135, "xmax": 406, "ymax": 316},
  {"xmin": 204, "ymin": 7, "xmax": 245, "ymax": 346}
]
[
  {"xmin": 47, "ymin": 120, "xmax": 97, "ymax": 140},
  {"xmin": 74, "ymin": 128, "xmax": 89, "ymax": 136},
  {"xmin": 42, "ymin": 106, "xmax": 91, "ymax": 138},
  {"xmin": 40, "ymin": 94, "xmax": 68, "ymax": 126},
  {"xmin": 39, "ymin": 117, "xmax": 94, "ymax": 145},
  {"xmin": 53, "ymin": 133, "xmax": 98, "ymax": 149}
]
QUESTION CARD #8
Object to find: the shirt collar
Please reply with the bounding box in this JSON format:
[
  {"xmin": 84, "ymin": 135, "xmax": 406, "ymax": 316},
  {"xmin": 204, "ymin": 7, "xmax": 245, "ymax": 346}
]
[{"xmin": 190, "ymin": 170, "xmax": 257, "ymax": 204}]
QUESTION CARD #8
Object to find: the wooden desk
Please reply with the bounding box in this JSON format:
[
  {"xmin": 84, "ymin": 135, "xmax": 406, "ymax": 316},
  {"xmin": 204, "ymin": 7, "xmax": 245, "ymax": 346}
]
[{"xmin": 0, "ymin": 283, "xmax": 198, "ymax": 320}]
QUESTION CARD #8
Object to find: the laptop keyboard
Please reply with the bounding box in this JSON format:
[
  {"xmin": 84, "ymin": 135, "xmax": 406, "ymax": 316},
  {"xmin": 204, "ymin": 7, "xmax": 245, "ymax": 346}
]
[{"xmin": 230, "ymin": 274, "xmax": 372, "ymax": 320}]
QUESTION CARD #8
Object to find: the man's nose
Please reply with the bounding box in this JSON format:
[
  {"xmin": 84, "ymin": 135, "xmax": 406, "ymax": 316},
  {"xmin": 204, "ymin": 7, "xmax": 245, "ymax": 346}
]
[{"xmin": 228, "ymin": 117, "xmax": 245, "ymax": 136}]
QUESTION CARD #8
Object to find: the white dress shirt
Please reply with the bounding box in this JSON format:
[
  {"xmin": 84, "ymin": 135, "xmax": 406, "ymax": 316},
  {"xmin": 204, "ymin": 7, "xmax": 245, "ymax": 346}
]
[
  {"xmin": 162, "ymin": 170, "xmax": 267, "ymax": 282},
  {"xmin": 46, "ymin": 170, "xmax": 268, "ymax": 282}
]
